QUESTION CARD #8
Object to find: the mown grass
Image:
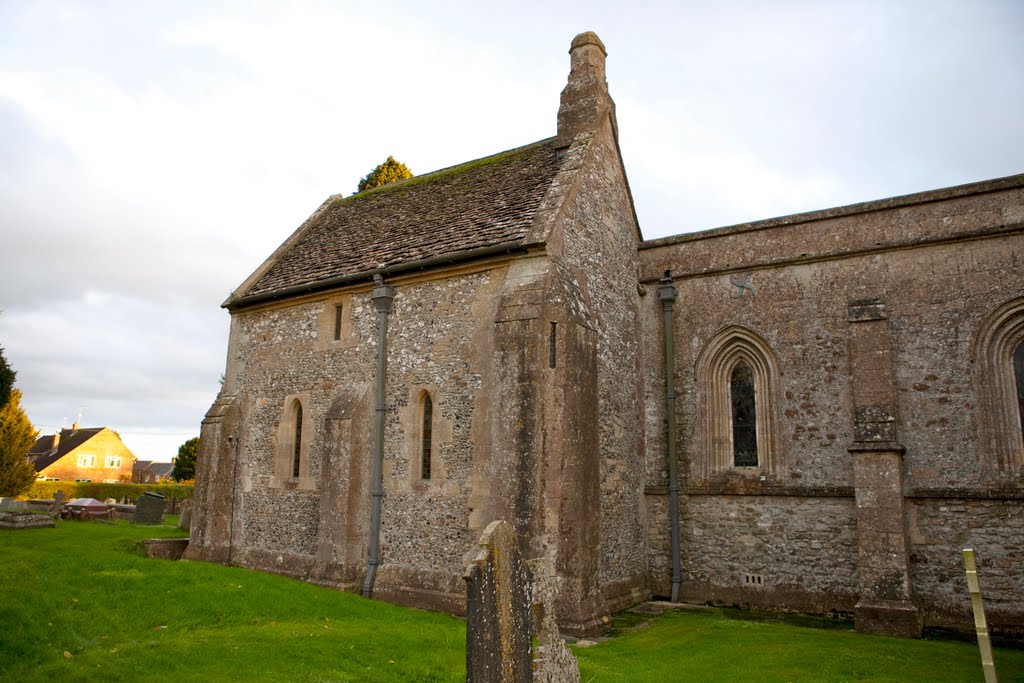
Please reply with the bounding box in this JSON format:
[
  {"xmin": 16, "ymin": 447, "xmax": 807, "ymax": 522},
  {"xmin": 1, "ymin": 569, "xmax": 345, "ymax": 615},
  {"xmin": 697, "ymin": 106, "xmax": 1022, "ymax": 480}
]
[
  {"xmin": 3, "ymin": 520, "xmax": 1023, "ymax": 682},
  {"xmin": 0, "ymin": 520, "xmax": 464, "ymax": 681},
  {"xmin": 575, "ymin": 608, "xmax": 1024, "ymax": 682}
]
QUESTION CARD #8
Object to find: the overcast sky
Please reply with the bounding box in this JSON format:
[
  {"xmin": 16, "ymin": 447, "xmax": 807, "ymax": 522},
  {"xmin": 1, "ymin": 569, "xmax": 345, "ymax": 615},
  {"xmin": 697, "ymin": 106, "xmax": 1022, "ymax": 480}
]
[{"xmin": 1, "ymin": 1, "xmax": 1022, "ymax": 462}]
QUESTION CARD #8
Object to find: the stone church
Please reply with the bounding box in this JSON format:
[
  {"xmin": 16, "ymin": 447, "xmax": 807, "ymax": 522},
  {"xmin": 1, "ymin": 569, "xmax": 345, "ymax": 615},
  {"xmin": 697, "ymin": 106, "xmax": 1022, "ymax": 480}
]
[{"xmin": 187, "ymin": 32, "xmax": 1024, "ymax": 638}]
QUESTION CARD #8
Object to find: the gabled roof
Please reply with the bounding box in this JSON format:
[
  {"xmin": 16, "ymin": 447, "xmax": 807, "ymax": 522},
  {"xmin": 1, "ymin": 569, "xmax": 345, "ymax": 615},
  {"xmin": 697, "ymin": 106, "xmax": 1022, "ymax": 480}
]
[
  {"xmin": 135, "ymin": 461, "xmax": 175, "ymax": 478},
  {"xmin": 27, "ymin": 427, "xmax": 105, "ymax": 471},
  {"xmin": 229, "ymin": 138, "xmax": 567, "ymax": 308}
]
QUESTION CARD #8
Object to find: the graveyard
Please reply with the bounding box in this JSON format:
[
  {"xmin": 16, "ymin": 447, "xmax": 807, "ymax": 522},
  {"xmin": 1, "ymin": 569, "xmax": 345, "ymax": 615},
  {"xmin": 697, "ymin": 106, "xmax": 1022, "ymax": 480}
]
[{"xmin": 2, "ymin": 519, "xmax": 1023, "ymax": 681}]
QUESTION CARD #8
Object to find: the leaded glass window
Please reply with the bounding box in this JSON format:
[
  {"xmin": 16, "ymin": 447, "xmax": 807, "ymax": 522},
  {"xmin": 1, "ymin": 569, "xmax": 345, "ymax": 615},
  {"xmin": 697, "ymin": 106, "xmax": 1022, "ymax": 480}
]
[
  {"xmin": 421, "ymin": 395, "xmax": 433, "ymax": 480},
  {"xmin": 731, "ymin": 362, "xmax": 758, "ymax": 466},
  {"xmin": 292, "ymin": 402, "xmax": 303, "ymax": 478},
  {"xmin": 1015, "ymin": 341, "xmax": 1024, "ymax": 448}
]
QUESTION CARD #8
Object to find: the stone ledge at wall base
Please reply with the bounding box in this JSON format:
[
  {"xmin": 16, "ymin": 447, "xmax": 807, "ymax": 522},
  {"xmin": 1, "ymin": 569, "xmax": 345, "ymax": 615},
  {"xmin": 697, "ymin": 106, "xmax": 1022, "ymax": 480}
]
[
  {"xmin": 0, "ymin": 511, "xmax": 56, "ymax": 529},
  {"xmin": 144, "ymin": 538, "xmax": 190, "ymax": 560},
  {"xmin": 854, "ymin": 599, "xmax": 923, "ymax": 638}
]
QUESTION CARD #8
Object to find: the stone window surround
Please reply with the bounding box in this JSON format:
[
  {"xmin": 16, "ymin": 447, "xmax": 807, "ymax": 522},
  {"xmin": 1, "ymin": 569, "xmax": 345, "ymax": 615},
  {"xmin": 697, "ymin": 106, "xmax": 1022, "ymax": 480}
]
[
  {"xmin": 396, "ymin": 386, "xmax": 453, "ymax": 490},
  {"xmin": 695, "ymin": 325, "xmax": 781, "ymax": 478},
  {"xmin": 974, "ymin": 296, "xmax": 1024, "ymax": 471},
  {"xmin": 319, "ymin": 293, "xmax": 358, "ymax": 348},
  {"xmin": 271, "ymin": 393, "xmax": 316, "ymax": 490}
]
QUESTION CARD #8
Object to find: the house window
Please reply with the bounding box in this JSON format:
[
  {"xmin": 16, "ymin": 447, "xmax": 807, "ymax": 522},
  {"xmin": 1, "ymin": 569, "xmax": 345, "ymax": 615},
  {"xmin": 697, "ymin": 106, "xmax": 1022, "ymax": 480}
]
[
  {"xmin": 78, "ymin": 454, "xmax": 96, "ymax": 468},
  {"xmin": 292, "ymin": 401, "xmax": 303, "ymax": 479},
  {"xmin": 421, "ymin": 394, "xmax": 433, "ymax": 480},
  {"xmin": 730, "ymin": 362, "xmax": 758, "ymax": 466},
  {"xmin": 75, "ymin": 478, "xmax": 92, "ymax": 483},
  {"xmin": 334, "ymin": 304, "xmax": 344, "ymax": 341},
  {"xmin": 696, "ymin": 326, "xmax": 781, "ymax": 477},
  {"xmin": 974, "ymin": 298, "xmax": 1024, "ymax": 470},
  {"xmin": 105, "ymin": 456, "xmax": 122, "ymax": 468}
]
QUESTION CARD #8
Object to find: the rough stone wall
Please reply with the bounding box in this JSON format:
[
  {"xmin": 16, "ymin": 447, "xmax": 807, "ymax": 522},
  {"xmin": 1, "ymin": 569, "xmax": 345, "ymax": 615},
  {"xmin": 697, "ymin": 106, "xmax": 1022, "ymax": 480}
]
[
  {"xmin": 679, "ymin": 495, "xmax": 859, "ymax": 611},
  {"xmin": 556, "ymin": 119, "xmax": 648, "ymax": 606},
  {"xmin": 218, "ymin": 266, "xmax": 504, "ymax": 605},
  {"xmin": 639, "ymin": 178, "xmax": 1024, "ymax": 631},
  {"xmin": 908, "ymin": 497, "xmax": 1024, "ymax": 636}
]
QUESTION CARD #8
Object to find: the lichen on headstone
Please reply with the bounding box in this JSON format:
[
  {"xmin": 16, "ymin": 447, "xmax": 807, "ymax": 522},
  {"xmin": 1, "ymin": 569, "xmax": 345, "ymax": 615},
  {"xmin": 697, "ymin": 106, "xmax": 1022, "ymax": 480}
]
[{"xmin": 464, "ymin": 520, "xmax": 532, "ymax": 682}]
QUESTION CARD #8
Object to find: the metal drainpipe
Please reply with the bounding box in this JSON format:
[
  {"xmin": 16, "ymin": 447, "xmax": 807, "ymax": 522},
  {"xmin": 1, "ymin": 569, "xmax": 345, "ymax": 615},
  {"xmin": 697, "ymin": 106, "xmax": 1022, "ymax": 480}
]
[
  {"xmin": 362, "ymin": 274, "xmax": 395, "ymax": 599},
  {"xmin": 657, "ymin": 271, "xmax": 682, "ymax": 603}
]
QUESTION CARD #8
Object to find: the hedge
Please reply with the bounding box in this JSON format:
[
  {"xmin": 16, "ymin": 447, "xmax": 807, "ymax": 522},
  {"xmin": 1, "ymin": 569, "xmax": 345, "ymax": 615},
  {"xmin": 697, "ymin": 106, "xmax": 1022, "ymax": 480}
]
[{"xmin": 25, "ymin": 481, "xmax": 193, "ymax": 503}]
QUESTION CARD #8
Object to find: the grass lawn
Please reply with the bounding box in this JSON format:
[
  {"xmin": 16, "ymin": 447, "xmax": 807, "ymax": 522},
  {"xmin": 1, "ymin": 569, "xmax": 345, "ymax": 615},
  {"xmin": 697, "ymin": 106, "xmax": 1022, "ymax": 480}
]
[
  {"xmin": 3, "ymin": 520, "xmax": 1023, "ymax": 682},
  {"xmin": 573, "ymin": 609, "xmax": 1024, "ymax": 682}
]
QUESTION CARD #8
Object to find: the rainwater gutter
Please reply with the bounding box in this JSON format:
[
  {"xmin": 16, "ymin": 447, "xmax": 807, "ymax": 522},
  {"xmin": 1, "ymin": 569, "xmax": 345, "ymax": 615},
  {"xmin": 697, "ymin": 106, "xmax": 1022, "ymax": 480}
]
[
  {"xmin": 362, "ymin": 274, "xmax": 395, "ymax": 598},
  {"xmin": 657, "ymin": 271, "xmax": 682, "ymax": 603}
]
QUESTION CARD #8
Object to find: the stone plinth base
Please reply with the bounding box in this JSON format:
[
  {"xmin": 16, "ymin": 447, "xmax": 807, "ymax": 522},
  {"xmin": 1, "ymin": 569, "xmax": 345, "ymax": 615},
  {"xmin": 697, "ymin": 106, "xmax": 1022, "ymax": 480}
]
[
  {"xmin": 855, "ymin": 599, "xmax": 922, "ymax": 637},
  {"xmin": 144, "ymin": 538, "xmax": 190, "ymax": 560},
  {"xmin": 0, "ymin": 511, "xmax": 55, "ymax": 529}
]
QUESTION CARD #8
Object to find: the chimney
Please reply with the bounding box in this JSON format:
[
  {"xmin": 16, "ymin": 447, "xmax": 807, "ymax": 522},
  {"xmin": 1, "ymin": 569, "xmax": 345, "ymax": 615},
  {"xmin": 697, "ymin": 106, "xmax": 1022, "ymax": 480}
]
[
  {"xmin": 556, "ymin": 31, "xmax": 616, "ymax": 146},
  {"xmin": 52, "ymin": 433, "xmax": 60, "ymax": 449},
  {"xmin": 72, "ymin": 421, "xmax": 79, "ymax": 431}
]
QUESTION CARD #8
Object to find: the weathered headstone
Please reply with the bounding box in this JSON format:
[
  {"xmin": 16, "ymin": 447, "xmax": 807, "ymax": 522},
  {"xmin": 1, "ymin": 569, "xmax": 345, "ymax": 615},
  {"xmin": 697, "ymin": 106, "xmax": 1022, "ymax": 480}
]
[
  {"xmin": 49, "ymin": 491, "xmax": 65, "ymax": 518},
  {"xmin": 528, "ymin": 559, "xmax": 580, "ymax": 683},
  {"xmin": 178, "ymin": 500, "xmax": 192, "ymax": 530},
  {"xmin": 134, "ymin": 492, "xmax": 166, "ymax": 525},
  {"xmin": 464, "ymin": 520, "xmax": 532, "ymax": 683}
]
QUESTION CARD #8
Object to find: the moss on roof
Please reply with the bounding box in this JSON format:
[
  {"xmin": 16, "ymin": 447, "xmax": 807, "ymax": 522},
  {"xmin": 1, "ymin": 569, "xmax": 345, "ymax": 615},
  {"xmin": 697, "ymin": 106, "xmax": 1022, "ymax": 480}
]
[{"xmin": 242, "ymin": 137, "xmax": 566, "ymax": 299}]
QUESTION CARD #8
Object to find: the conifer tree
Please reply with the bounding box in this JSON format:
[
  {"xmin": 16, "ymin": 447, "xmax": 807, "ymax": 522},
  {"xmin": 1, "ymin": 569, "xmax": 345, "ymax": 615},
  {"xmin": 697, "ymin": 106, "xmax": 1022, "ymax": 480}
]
[
  {"xmin": 356, "ymin": 156, "xmax": 413, "ymax": 193},
  {"xmin": 171, "ymin": 436, "xmax": 199, "ymax": 482},
  {"xmin": 0, "ymin": 347, "xmax": 14, "ymax": 409},
  {"xmin": 0, "ymin": 389, "xmax": 38, "ymax": 497}
]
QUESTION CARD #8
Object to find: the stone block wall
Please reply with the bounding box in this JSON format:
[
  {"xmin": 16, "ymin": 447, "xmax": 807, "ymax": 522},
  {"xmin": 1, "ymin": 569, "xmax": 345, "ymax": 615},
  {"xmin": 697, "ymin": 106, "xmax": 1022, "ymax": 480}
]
[
  {"xmin": 639, "ymin": 176, "xmax": 1024, "ymax": 633},
  {"xmin": 558, "ymin": 118, "xmax": 649, "ymax": 608}
]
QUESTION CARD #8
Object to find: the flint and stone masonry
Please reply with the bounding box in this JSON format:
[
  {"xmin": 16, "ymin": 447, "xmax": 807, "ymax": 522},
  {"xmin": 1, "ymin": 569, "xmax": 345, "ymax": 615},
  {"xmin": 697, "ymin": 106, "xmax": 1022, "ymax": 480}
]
[{"xmin": 187, "ymin": 32, "xmax": 1024, "ymax": 638}]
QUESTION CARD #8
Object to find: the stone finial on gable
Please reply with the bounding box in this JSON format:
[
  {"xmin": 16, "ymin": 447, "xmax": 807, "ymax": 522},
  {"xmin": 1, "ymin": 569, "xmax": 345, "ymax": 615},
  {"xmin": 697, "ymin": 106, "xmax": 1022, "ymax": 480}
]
[{"xmin": 556, "ymin": 32, "xmax": 616, "ymax": 147}]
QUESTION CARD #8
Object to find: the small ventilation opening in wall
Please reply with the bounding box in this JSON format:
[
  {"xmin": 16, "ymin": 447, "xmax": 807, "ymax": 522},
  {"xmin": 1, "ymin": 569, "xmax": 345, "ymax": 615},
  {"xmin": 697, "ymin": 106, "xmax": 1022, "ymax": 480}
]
[
  {"xmin": 743, "ymin": 573, "xmax": 765, "ymax": 587},
  {"xmin": 549, "ymin": 322, "xmax": 557, "ymax": 368}
]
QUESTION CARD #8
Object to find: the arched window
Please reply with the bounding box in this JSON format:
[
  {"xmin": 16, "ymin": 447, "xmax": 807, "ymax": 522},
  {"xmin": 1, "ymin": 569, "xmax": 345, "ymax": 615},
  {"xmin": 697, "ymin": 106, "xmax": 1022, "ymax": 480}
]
[
  {"xmin": 974, "ymin": 298, "xmax": 1024, "ymax": 470},
  {"xmin": 274, "ymin": 394, "xmax": 311, "ymax": 488},
  {"xmin": 421, "ymin": 394, "xmax": 433, "ymax": 480},
  {"xmin": 730, "ymin": 362, "xmax": 758, "ymax": 466},
  {"xmin": 1015, "ymin": 341, "xmax": 1024, "ymax": 450},
  {"xmin": 696, "ymin": 326, "xmax": 781, "ymax": 476},
  {"xmin": 292, "ymin": 400, "xmax": 303, "ymax": 479}
]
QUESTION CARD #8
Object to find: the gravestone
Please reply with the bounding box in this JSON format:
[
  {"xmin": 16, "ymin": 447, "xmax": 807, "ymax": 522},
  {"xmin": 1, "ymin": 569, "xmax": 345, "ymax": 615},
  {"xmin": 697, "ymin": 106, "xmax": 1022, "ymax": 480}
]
[
  {"xmin": 49, "ymin": 491, "xmax": 65, "ymax": 518},
  {"xmin": 178, "ymin": 500, "xmax": 192, "ymax": 530},
  {"xmin": 528, "ymin": 559, "xmax": 580, "ymax": 683},
  {"xmin": 464, "ymin": 520, "xmax": 532, "ymax": 683},
  {"xmin": 134, "ymin": 492, "xmax": 166, "ymax": 525}
]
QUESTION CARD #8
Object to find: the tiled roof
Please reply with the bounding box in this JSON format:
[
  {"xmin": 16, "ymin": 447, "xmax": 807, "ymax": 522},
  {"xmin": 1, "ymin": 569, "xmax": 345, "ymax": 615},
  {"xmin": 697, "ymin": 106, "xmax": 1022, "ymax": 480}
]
[
  {"xmin": 27, "ymin": 427, "xmax": 104, "ymax": 472},
  {"xmin": 239, "ymin": 138, "xmax": 566, "ymax": 301}
]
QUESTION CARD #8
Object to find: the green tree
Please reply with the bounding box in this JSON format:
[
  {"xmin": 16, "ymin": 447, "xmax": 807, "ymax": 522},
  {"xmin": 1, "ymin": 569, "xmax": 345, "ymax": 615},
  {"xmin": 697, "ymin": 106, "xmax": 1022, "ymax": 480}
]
[
  {"xmin": 0, "ymin": 347, "xmax": 15, "ymax": 409},
  {"xmin": 0, "ymin": 389, "xmax": 38, "ymax": 497},
  {"xmin": 171, "ymin": 436, "xmax": 199, "ymax": 482},
  {"xmin": 356, "ymin": 156, "xmax": 413, "ymax": 193}
]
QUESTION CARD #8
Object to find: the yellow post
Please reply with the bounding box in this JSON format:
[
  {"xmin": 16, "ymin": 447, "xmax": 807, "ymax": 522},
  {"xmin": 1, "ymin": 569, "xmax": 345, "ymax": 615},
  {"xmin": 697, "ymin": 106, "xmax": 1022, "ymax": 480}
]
[{"xmin": 963, "ymin": 548, "xmax": 998, "ymax": 683}]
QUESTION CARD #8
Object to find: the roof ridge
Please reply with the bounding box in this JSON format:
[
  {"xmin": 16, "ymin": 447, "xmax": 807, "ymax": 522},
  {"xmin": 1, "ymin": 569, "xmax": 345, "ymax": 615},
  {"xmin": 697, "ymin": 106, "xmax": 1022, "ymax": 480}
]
[{"xmin": 345, "ymin": 137, "xmax": 559, "ymax": 202}]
